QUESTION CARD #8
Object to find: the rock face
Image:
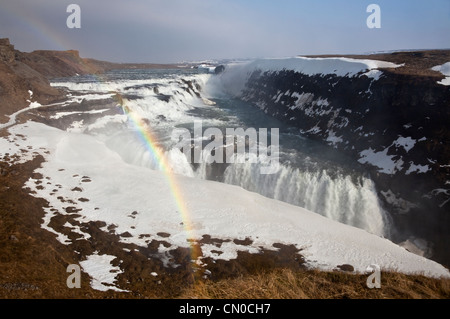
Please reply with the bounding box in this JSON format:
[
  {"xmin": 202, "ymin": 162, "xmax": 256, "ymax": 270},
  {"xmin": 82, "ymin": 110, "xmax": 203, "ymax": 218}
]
[
  {"xmin": 17, "ymin": 49, "xmax": 104, "ymax": 78},
  {"xmin": 0, "ymin": 38, "xmax": 15, "ymax": 63},
  {"xmin": 220, "ymin": 52, "xmax": 450, "ymax": 266},
  {"xmin": 0, "ymin": 38, "xmax": 63, "ymax": 123}
]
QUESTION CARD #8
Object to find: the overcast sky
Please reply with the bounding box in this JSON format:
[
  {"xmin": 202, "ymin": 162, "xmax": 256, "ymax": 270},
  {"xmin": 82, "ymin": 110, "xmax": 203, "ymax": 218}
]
[{"xmin": 1, "ymin": 0, "xmax": 449, "ymax": 63}]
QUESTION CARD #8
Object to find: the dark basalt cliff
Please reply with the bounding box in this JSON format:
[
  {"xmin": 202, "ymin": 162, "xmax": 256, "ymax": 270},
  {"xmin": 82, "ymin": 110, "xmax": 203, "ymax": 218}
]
[{"xmin": 230, "ymin": 51, "xmax": 450, "ymax": 265}]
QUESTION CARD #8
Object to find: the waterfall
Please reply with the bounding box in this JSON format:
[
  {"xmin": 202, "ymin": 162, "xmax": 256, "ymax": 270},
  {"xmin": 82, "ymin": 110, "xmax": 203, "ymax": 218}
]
[{"xmin": 221, "ymin": 160, "xmax": 390, "ymax": 237}]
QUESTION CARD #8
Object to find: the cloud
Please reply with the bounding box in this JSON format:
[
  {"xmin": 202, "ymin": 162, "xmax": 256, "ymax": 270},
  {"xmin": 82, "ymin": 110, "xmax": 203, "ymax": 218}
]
[
  {"xmin": 1, "ymin": 0, "xmax": 449, "ymax": 63},
  {"xmin": 81, "ymin": 0, "xmax": 286, "ymax": 60}
]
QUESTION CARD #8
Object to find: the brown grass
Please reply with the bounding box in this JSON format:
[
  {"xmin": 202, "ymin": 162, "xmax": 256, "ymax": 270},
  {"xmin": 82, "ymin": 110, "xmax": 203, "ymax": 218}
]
[{"xmin": 179, "ymin": 268, "xmax": 450, "ymax": 299}]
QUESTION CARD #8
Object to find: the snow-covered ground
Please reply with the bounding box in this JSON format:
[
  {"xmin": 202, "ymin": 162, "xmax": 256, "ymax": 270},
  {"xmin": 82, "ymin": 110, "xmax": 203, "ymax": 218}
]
[
  {"xmin": 211, "ymin": 56, "xmax": 403, "ymax": 97},
  {"xmin": 1, "ymin": 120, "xmax": 449, "ymax": 282},
  {"xmin": 248, "ymin": 57, "xmax": 402, "ymax": 77}
]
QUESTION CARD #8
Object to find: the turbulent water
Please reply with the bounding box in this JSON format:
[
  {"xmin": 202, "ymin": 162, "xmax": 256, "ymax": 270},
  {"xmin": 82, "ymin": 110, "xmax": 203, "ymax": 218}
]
[{"xmin": 51, "ymin": 68, "xmax": 392, "ymax": 238}]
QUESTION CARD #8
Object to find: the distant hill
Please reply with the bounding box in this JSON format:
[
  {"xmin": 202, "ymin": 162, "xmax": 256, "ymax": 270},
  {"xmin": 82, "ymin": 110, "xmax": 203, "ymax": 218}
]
[
  {"xmin": 0, "ymin": 38, "xmax": 185, "ymax": 123},
  {"xmin": 19, "ymin": 49, "xmax": 185, "ymax": 79}
]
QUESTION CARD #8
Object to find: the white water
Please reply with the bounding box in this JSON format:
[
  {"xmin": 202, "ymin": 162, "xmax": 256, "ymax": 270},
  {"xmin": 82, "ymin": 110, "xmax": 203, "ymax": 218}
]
[
  {"xmin": 104, "ymin": 130, "xmax": 196, "ymax": 177},
  {"xmin": 223, "ymin": 162, "xmax": 388, "ymax": 237}
]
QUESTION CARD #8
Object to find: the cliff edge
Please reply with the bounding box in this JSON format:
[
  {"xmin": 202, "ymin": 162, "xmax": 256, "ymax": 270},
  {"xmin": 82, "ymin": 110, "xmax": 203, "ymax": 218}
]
[{"xmin": 217, "ymin": 52, "xmax": 450, "ymax": 266}]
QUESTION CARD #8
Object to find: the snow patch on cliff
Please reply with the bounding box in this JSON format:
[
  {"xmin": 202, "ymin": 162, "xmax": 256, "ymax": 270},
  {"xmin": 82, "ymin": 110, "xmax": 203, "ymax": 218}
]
[{"xmin": 358, "ymin": 147, "xmax": 404, "ymax": 175}]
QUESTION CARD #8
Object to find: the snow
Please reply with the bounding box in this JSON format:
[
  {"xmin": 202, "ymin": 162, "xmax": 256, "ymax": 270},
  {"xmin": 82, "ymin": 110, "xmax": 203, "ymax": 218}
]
[
  {"xmin": 0, "ymin": 92, "xmax": 43, "ymax": 130},
  {"xmin": 393, "ymin": 136, "xmax": 416, "ymax": 153},
  {"xmin": 358, "ymin": 147, "xmax": 404, "ymax": 175},
  {"xmin": 1, "ymin": 121, "xmax": 449, "ymax": 279},
  {"xmin": 432, "ymin": 62, "xmax": 450, "ymax": 86},
  {"xmin": 405, "ymin": 162, "xmax": 430, "ymax": 175},
  {"xmin": 305, "ymin": 124, "xmax": 321, "ymax": 134},
  {"xmin": 363, "ymin": 69, "xmax": 383, "ymax": 80},
  {"xmin": 242, "ymin": 57, "xmax": 402, "ymax": 78},
  {"xmin": 80, "ymin": 252, "xmax": 128, "ymax": 292},
  {"xmin": 326, "ymin": 131, "xmax": 343, "ymax": 147},
  {"xmin": 358, "ymin": 137, "xmax": 419, "ymax": 174},
  {"xmin": 212, "ymin": 57, "xmax": 402, "ymax": 97},
  {"xmin": 50, "ymin": 109, "xmax": 110, "ymax": 119}
]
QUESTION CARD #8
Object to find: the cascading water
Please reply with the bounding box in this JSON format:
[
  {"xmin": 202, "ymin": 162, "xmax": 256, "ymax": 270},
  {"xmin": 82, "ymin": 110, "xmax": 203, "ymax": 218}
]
[{"xmin": 222, "ymin": 161, "xmax": 389, "ymax": 237}]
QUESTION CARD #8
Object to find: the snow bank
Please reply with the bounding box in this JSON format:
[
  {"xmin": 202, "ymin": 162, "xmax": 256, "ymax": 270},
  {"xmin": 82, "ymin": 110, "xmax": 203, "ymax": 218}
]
[
  {"xmin": 358, "ymin": 136, "xmax": 422, "ymax": 175},
  {"xmin": 432, "ymin": 62, "xmax": 450, "ymax": 86},
  {"xmin": 244, "ymin": 56, "xmax": 402, "ymax": 77},
  {"xmin": 211, "ymin": 57, "xmax": 402, "ymax": 97},
  {"xmin": 358, "ymin": 147, "xmax": 404, "ymax": 175},
  {"xmin": 2, "ymin": 121, "xmax": 449, "ymax": 279},
  {"xmin": 80, "ymin": 253, "xmax": 128, "ymax": 292}
]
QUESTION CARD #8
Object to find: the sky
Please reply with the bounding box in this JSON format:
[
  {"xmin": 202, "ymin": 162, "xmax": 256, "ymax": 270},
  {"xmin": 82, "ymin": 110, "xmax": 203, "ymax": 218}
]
[{"xmin": 0, "ymin": 0, "xmax": 449, "ymax": 63}]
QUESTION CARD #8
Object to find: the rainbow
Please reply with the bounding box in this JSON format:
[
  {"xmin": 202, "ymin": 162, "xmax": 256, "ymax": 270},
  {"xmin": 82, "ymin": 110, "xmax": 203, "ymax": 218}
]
[
  {"xmin": 117, "ymin": 95, "xmax": 201, "ymax": 264},
  {"xmin": 2, "ymin": 3, "xmax": 72, "ymax": 51},
  {"xmin": 80, "ymin": 73, "xmax": 202, "ymax": 270}
]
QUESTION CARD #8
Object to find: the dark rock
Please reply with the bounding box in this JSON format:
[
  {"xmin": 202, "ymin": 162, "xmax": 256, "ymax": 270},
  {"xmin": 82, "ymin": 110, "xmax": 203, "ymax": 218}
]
[
  {"xmin": 337, "ymin": 264, "xmax": 354, "ymax": 272},
  {"xmin": 214, "ymin": 65, "xmax": 225, "ymax": 74},
  {"xmin": 233, "ymin": 237, "xmax": 253, "ymax": 246},
  {"xmin": 157, "ymin": 232, "xmax": 171, "ymax": 238},
  {"xmin": 120, "ymin": 231, "xmax": 133, "ymax": 238}
]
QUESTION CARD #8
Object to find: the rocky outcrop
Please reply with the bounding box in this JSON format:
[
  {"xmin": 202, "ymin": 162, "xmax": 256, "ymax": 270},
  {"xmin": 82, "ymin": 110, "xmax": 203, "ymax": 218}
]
[
  {"xmin": 19, "ymin": 49, "xmax": 185, "ymax": 79},
  {"xmin": 18, "ymin": 49, "xmax": 104, "ymax": 78},
  {"xmin": 0, "ymin": 38, "xmax": 15, "ymax": 63},
  {"xmin": 223, "ymin": 51, "xmax": 450, "ymax": 266},
  {"xmin": 0, "ymin": 39, "xmax": 63, "ymax": 123}
]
